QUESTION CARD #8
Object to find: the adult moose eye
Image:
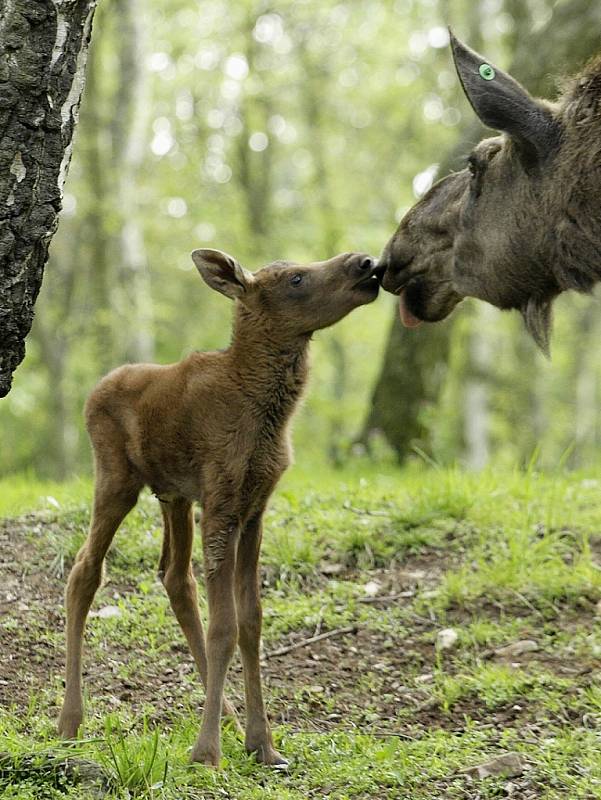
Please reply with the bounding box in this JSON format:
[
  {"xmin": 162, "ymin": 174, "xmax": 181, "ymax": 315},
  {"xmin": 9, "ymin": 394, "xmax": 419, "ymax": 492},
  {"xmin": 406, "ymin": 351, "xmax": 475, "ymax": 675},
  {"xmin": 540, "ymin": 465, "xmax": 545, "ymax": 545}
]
[
  {"xmin": 290, "ymin": 274, "xmax": 303, "ymax": 287},
  {"xmin": 467, "ymin": 153, "xmax": 485, "ymax": 199}
]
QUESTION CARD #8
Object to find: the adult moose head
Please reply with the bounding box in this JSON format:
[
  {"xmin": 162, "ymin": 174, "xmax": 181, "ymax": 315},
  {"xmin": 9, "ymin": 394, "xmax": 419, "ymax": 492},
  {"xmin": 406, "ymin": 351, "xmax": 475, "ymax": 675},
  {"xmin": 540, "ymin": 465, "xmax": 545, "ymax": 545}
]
[{"xmin": 380, "ymin": 32, "xmax": 601, "ymax": 353}]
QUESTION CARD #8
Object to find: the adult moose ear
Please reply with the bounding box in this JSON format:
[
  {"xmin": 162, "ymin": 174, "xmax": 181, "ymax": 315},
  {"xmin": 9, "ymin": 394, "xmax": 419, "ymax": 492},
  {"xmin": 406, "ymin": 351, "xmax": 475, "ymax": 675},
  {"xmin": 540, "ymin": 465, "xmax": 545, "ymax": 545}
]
[
  {"xmin": 450, "ymin": 31, "xmax": 560, "ymax": 161},
  {"xmin": 191, "ymin": 249, "xmax": 254, "ymax": 300}
]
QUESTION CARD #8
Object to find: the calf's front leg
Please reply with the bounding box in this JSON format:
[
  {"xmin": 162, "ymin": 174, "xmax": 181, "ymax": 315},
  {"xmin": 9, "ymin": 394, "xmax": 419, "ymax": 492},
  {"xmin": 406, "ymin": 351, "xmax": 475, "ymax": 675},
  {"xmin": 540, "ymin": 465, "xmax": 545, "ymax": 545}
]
[
  {"xmin": 159, "ymin": 499, "xmax": 240, "ymax": 728},
  {"xmin": 235, "ymin": 511, "xmax": 287, "ymax": 766}
]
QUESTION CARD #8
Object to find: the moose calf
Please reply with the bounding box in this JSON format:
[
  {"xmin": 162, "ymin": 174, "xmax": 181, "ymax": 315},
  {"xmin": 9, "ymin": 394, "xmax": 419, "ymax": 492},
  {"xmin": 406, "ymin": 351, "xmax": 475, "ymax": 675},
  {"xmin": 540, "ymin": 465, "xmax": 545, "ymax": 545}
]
[{"xmin": 58, "ymin": 248, "xmax": 380, "ymax": 766}]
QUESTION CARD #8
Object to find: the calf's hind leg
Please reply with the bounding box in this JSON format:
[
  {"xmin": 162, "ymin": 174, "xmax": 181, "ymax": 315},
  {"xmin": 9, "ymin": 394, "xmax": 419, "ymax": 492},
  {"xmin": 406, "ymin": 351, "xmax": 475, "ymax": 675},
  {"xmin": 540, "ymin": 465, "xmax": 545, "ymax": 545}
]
[
  {"xmin": 58, "ymin": 465, "xmax": 140, "ymax": 738},
  {"xmin": 159, "ymin": 499, "xmax": 240, "ymax": 727},
  {"xmin": 191, "ymin": 511, "xmax": 240, "ymax": 766}
]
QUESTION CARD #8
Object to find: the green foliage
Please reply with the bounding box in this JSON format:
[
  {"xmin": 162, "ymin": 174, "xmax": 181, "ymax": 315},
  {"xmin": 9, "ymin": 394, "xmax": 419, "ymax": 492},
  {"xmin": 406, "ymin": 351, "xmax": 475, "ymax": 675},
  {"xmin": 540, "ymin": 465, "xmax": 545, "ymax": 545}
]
[
  {"xmin": 4, "ymin": 0, "xmax": 461, "ymax": 477},
  {"xmin": 0, "ymin": 0, "xmax": 549, "ymax": 480},
  {"xmin": 1, "ymin": 0, "xmax": 598, "ymax": 478},
  {"xmin": 0, "ymin": 475, "xmax": 92, "ymax": 518}
]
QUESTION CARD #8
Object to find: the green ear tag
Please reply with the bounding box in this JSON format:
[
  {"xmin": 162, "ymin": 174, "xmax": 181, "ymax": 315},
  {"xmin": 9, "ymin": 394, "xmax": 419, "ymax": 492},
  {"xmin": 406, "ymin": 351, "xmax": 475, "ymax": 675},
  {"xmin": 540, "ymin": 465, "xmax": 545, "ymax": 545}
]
[{"xmin": 479, "ymin": 63, "xmax": 495, "ymax": 80}]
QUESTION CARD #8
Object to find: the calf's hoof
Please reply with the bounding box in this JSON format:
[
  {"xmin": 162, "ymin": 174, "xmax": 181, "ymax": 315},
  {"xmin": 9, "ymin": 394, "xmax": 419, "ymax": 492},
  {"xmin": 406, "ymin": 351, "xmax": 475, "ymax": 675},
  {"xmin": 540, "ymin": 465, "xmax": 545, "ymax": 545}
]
[
  {"xmin": 190, "ymin": 742, "xmax": 220, "ymax": 768},
  {"xmin": 57, "ymin": 709, "xmax": 82, "ymax": 740},
  {"xmin": 248, "ymin": 743, "xmax": 288, "ymax": 769}
]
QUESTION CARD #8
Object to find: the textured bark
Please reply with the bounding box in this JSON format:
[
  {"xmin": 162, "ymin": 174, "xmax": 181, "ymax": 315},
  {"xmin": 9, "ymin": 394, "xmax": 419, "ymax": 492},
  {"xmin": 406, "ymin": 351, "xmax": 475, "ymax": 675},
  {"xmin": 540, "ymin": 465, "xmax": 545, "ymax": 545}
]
[
  {"xmin": 0, "ymin": 0, "xmax": 98, "ymax": 397},
  {"xmin": 363, "ymin": 0, "xmax": 601, "ymax": 461}
]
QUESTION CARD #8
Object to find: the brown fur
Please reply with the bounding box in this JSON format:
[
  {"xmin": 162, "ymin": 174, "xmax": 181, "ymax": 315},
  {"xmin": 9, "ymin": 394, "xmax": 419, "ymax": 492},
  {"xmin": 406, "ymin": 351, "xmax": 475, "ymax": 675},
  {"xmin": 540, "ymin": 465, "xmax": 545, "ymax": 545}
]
[
  {"xmin": 57, "ymin": 248, "xmax": 378, "ymax": 767},
  {"xmin": 380, "ymin": 36, "xmax": 601, "ymax": 353}
]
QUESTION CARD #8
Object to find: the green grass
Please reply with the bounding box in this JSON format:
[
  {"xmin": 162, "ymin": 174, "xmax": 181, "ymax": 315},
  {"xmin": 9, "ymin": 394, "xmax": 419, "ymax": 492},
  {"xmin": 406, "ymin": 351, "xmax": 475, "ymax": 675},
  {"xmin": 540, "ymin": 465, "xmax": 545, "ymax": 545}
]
[
  {"xmin": 0, "ymin": 473, "xmax": 93, "ymax": 517},
  {"xmin": 2, "ymin": 460, "xmax": 601, "ymax": 798}
]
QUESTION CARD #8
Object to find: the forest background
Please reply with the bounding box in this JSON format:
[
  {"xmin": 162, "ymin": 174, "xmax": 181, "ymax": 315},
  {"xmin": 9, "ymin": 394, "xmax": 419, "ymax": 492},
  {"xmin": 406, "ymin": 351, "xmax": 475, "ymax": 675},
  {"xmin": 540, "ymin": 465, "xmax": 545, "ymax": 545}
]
[{"xmin": 2, "ymin": 0, "xmax": 600, "ymax": 481}]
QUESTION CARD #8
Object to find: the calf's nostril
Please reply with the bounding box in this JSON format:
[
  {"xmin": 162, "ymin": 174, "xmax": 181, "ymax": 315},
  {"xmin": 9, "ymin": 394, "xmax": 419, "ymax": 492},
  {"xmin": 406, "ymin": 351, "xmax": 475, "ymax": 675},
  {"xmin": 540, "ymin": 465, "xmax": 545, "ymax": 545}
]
[{"xmin": 359, "ymin": 256, "xmax": 374, "ymax": 271}]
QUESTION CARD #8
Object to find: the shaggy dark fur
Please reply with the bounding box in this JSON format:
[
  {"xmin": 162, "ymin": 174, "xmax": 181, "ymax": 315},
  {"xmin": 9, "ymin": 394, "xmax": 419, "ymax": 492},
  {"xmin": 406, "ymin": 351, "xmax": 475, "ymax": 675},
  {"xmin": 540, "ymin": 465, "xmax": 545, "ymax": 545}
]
[{"xmin": 380, "ymin": 36, "xmax": 601, "ymax": 352}]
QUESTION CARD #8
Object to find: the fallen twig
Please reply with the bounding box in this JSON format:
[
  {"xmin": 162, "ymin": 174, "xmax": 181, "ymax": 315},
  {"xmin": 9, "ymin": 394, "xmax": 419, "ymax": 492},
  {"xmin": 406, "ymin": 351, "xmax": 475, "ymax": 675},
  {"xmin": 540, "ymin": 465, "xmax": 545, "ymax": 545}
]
[
  {"xmin": 359, "ymin": 591, "xmax": 415, "ymax": 605},
  {"xmin": 286, "ymin": 728, "xmax": 416, "ymax": 740},
  {"xmin": 265, "ymin": 625, "xmax": 357, "ymax": 658},
  {"xmin": 404, "ymin": 610, "xmax": 435, "ymax": 626},
  {"xmin": 511, "ymin": 589, "xmax": 546, "ymax": 618}
]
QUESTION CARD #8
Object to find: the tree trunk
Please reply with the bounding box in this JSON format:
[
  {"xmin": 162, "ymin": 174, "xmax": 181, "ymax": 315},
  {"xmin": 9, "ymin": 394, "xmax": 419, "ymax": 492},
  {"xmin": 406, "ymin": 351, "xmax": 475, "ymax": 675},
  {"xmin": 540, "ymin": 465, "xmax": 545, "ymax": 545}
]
[
  {"xmin": 362, "ymin": 0, "xmax": 601, "ymax": 461},
  {"xmin": 0, "ymin": 0, "xmax": 98, "ymax": 397},
  {"xmin": 236, "ymin": 19, "xmax": 273, "ymax": 251},
  {"xmin": 359, "ymin": 311, "xmax": 453, "ymax": 461}
]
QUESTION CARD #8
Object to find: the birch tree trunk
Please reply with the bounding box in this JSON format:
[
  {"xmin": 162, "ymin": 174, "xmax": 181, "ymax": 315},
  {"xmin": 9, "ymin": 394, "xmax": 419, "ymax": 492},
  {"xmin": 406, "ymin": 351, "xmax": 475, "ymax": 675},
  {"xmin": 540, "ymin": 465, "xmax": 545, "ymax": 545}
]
[{"xmin": 0, "ymin": 0, "xmax": 98, "ymax": 397}]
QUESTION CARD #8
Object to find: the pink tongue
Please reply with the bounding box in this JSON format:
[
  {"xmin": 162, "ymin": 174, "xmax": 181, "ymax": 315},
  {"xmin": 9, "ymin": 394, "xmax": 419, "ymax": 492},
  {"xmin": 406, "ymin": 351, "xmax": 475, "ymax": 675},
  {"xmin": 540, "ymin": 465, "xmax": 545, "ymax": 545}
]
[{"xmin": 398, "ymin": 289, "xmax": 423, "ymax": 328}]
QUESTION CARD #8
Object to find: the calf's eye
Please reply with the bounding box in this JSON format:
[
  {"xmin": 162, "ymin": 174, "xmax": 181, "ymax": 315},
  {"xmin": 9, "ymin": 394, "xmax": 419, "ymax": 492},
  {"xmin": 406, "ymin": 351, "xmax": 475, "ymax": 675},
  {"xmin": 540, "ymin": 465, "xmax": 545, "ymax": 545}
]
[{"xmin": 290, "ymin": 274, "xmax": 303, "ymax": 286}]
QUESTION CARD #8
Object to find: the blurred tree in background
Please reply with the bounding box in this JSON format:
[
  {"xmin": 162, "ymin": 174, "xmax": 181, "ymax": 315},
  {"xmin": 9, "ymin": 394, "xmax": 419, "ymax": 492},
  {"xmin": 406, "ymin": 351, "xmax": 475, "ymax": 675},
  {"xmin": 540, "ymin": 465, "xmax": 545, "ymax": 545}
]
[{"xmin": 2, "ymin": 0, "xmax": 601, "ymax": 479}]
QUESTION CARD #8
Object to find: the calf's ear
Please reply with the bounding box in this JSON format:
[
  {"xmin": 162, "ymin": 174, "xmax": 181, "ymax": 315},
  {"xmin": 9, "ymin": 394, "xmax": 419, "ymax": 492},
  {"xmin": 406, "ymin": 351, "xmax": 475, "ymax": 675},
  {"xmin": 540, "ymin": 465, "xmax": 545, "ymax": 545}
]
[
  {"xmin": 450, "ymin": 31, "xmax": 560, "ymax": 161},
  {"xmin": 191, "ymin": 249, "xmax": 254, "ymax": 300}
]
